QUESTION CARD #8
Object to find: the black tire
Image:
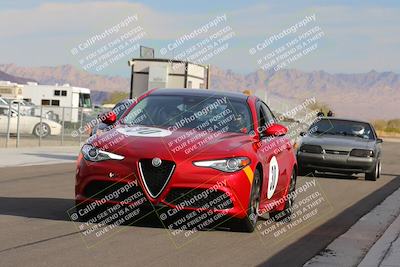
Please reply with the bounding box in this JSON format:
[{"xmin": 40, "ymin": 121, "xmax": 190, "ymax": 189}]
[
  {"xmin": 365, "ymin": 161, "xmax": 379, "ymax": 181},
  {"xmin": 33, "ymin": 123, "xmax": 51, "ymax": 138},
  {"xmin": 231, "ymin": 169, "xmax": 261, "ymax": 233},
  {"xmin": 377, "ymin": 160, "xmax": 382, "ymax": 179},
  {"xmin": 270, "ymin": 169, "xmax": 296, "ymax": 222}
]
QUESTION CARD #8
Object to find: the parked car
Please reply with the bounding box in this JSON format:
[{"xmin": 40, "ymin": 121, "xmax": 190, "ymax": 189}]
[
  {"xmin": 0, "ymin": 97, "xmax": 34, "ymax": 116},
  {"xmin": 297, "ymin": 117, "xmax": 383, "ymax": 180},
  {"xmin": 0, "ymin": 105, "xmax": 62, "ymax": 137}
]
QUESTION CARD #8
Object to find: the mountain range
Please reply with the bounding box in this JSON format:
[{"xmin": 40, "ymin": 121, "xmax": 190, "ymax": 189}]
[
  {"xmin": 0, "ymin": 69, "xmax": 36, "ymax": 84},
  {"xmin": 0, "ymin": 63, "xmax": 398, "ymax": 120}
]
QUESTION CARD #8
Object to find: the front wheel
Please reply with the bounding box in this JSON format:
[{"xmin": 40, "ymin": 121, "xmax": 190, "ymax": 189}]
[
  {"xmin": 270, "ymin": 169, "xmax": 296, "ymax": 222},
  {"xmin": 365, "ymin": 161, "xmax": 380, "ymax": 181},
  {"xmin": 33, "ymin": 123, "xmax": 50, "ymax": 138},
  {"xmin": 231, "ymin": 169, "xmax": 261, "ymax": 233}
]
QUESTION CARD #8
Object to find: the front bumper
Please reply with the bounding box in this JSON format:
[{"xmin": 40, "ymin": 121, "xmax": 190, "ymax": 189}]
[
  {"xmin": 297, "ymin": 151, "xmax": 376, "ymax": 173},
  {"xmin": 75, "ymin": 156, "xmax": 253, "ymax": 219}
]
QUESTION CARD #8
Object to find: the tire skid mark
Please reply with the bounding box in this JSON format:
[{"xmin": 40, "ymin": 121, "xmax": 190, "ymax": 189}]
[{"xmin": 0, "ymin": 230, "xmax": 83, "ymax": 254}]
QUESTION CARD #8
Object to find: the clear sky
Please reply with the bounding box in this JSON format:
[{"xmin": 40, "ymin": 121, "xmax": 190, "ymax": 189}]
[{"xmin": 0, "ymin": 0, "xmax": 399, "ymax": 77}]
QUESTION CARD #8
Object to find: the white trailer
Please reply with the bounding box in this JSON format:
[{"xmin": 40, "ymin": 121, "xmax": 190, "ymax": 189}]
[
  {"xmin": 0, "ymin": 81, "xmax": 23, "ymax": 99},
  {"xmin": 21, "ymin": 82, "xmax": 92, "ymax": 123},
  {"xmin": 128, "ymin": 58, "xmax": 210, "ymax": 98}
]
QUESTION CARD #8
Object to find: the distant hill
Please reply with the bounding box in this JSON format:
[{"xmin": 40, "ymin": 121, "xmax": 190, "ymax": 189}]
[
  {"xmin": 0, "ymin": 64, "xmax": 129, "ymax": 93},
  {"xmin": 0, "ymin": 63, "xmax": 399, "ymax": 120},
  {"xmin": 0, "ymin": 70, "xmax": 36, "ymax": 84},
  {"xmin": 211, "ymin": 68, "xmax": 400, "ymax": 120}
]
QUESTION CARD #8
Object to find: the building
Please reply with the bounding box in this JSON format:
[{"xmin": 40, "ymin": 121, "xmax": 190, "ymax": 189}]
[{"xmin": 128, "ymin": 58, "xmax": 210, "ymax": 98}]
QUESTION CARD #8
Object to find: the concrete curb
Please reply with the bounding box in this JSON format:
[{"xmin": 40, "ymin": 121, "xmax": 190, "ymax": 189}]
[
  {"xmin": 304, "ymin": 181, "xmax": 400, "ymax": 267},
  {"xmin": 358, "ymin": 206, "xmax": 400, "ymax": 266}
]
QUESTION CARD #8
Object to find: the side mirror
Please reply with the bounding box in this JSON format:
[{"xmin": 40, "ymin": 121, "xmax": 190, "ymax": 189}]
[
  {"xmin": 100, "ymin": 111, "xmax": 117, "ymax": 125},
  {"xmin": 264, "ymin": 124, "xmax": 288, "ymax": 137},
  {"xmin": 376, "ymin": 138, "xmax": 383, "ymax": 144},
  {"xmin": 299, "ymin": 132, "xmax": 306, "ymax": 136}
]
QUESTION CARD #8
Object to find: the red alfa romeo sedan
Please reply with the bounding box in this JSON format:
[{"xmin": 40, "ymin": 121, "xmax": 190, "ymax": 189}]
[{"xmin": 75, "ymin": 89, "xmax": 297, "ymax": 232}]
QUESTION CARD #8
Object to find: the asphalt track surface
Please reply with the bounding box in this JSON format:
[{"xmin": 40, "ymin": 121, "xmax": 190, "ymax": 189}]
[{"xmin": 0, "ymin": 142, "xmax": 399, "ymax": 267}]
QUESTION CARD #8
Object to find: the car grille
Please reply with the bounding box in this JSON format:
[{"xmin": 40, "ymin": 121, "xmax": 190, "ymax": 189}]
[
  {"xmin": 138, "ymin": 159, "xmax": 175, "ymax": 198},
  {"xmin": 83, "ymin": 180, "xmax": 144, "ymax": 202},
  {"xmin": 165, "ymin": 188, "xmax": 234, "ymax": 209},
  {"xmin": 324, "ymin": 149, "xmax": 349, "ymax": 155}
]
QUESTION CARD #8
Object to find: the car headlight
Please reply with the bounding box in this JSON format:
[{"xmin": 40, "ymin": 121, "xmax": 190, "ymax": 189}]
[
  {"xmin": 193, "ymin": 157, "xmax": 250, "ymax": 172},
  {"xmin": 81, "ymin": 144, "xmax": 124, "ymax": 162},
  {"xmin": 299, "ymin": 144, "xmax": 323, "ymax": 154},
  {"xmin": 350, "ymin": 149, "xmax": 374, "ymax": 157}
]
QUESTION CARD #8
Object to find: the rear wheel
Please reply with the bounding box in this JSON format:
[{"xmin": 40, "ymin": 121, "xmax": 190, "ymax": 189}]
[
  {"xmin": 231, "ymin": 169, "xmax": 261, "ymax": 232},
  {"xmin": 270, "ymin": 169, "xmax": 296, "ymax": 222}
]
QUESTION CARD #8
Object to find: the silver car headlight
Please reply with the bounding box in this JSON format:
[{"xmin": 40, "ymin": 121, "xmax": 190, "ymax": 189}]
[
  {"xmin": 350, "ymin": 149, "xmax": 374, "ymax": 157},
  {"xmin": 81, "ymin": 144, "xmax": 124, "ymax": 162},
  {"xmin": 193, "ymin": 157, "xmax": 250, "ymax": 173},
  {"xmin": 299, "ymin": 144, "xmax": 323, "ymax": 154}
]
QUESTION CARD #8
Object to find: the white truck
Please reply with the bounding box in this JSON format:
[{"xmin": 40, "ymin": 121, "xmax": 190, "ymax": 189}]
[{"xmin": 21, "ymin": 82, "xmax": 92, "ymax": 123}]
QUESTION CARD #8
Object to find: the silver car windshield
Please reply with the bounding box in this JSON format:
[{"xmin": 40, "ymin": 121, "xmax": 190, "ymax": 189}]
[{"xmin": 310, "ymin": 119, "xmax": 375, "ymax": 140}]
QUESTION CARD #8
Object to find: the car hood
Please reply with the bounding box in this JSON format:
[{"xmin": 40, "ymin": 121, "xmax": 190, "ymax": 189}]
[
  {"xmin": 89, "ymin": 125, "xmax": 254, "ymax": 161},
  {"xmin": 301, "ymin": 134, "xmax": 376, "ymax": 151}
]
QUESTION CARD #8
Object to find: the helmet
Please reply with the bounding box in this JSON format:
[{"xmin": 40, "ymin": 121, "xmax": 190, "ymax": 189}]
[{"xmin": 351, "ymin": 125, "xmax": 365, "ymax": 136}]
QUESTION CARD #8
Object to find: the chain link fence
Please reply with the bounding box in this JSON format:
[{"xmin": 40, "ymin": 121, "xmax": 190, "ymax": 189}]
[{"xmin": 0, "ymin": 102, "xmax": 110, "ymax": 148}]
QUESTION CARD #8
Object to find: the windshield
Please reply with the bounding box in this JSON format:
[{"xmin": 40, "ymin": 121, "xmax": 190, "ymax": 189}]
[
  {"xmin": 122, "ymin": 95, "xmax": 253, "ymax": 134},
  {"xmin": 310, "ymin": 119, "xmax": 375, "ymax": 140},
  {"xmin": 0, "ymin": 107, "xmax": 20, "ymax": 116},
  {"xmin": 79, "ymin": 93, "xmax": 92, "ymax": 108},
  {"xmin": 0, "ymin": 98, "xmax": 10, "ymax": 105}
]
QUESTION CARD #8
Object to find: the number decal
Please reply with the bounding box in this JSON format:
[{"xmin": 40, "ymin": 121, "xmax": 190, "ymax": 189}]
[
  {"xmin": 117, "ymin": 127, "xmax": 172, "ymax": 137},
  {"xmin": 267, "ymin": 156, "xmax": 279, "ymax": 199}
]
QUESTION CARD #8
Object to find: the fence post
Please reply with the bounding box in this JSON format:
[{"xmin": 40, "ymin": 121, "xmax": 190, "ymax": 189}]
[
  {"xmin": 16, "ymin": 102, "xmax": 21, "ymax": 148},
  {"xmin": 61, "ymin": 107, "xmax": 65, "ymax": 145},
  {"xmin": 5, "ymin": 101, "xmax": 12, "ymax": 148},
  {"xmin": 39, "ymin": 105, "xmax": 43, "ymax": 147},
  {"xmin": 79, "ymin": 107, "xmax": 83, "ymax": 145}
]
